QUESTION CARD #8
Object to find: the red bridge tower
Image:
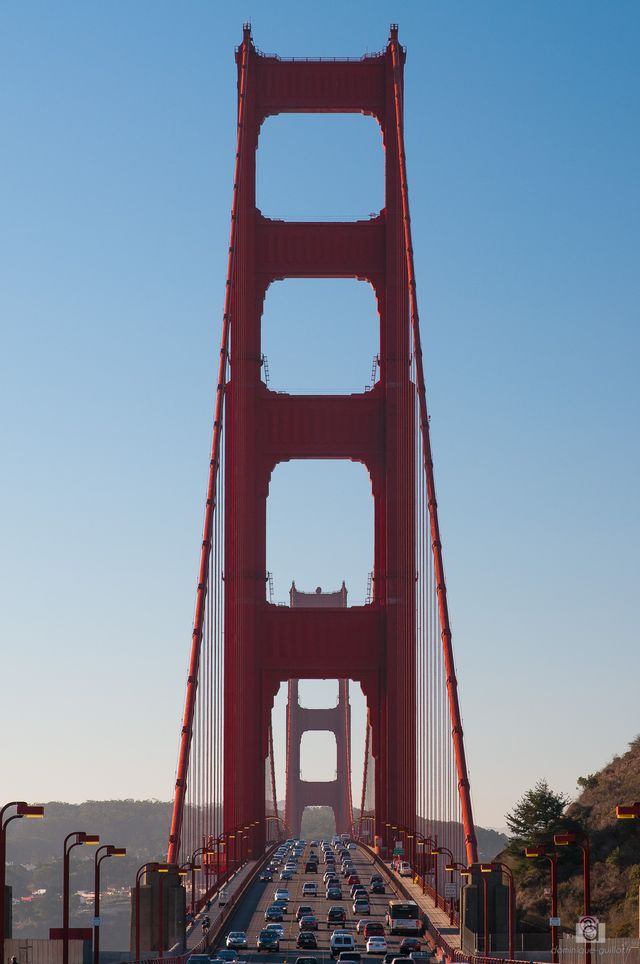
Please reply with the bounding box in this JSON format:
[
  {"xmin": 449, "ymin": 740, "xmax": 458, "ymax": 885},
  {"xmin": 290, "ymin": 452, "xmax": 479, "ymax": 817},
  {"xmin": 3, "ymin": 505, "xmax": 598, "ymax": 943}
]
[{"xmin": 284, "ymin": 584, "xmax": 353, "ymax": 838}]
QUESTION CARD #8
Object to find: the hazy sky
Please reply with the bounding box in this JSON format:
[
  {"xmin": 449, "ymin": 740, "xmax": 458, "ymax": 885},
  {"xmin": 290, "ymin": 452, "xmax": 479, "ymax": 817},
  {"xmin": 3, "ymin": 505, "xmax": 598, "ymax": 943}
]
[{"xmin": 1, "ymin": 0, "xmax": 639, "ymax": 831}]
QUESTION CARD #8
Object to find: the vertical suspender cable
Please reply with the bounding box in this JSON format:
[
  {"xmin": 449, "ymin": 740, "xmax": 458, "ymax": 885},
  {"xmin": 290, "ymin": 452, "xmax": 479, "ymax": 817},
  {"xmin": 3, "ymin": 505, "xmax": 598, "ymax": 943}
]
[
  {"xmin": 167, "ymin": 35, "xmax": 251, "ymax": 865},
  {"xmin": 389, "ymin": 31, "xmax": 478, "ymax": 865}
]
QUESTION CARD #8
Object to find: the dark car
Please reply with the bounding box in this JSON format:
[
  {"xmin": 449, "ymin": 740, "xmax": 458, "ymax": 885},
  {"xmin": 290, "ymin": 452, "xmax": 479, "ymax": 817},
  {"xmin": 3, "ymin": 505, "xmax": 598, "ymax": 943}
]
[
  {"xmin": 326, "ymin": 886, "xmax": 343, "ymax": 900},
  {"xmin": 257, "ymin": 929, "xmax": 280, "ymax": 952},
  {"xmin": 327, "ymin": 906, "xmax": 347, "ymax": 926},
  {"xmin": 347, "ymin": 874, "xmax": 361, "ymax": 886},
  {"xmin": 370, "ymin": 882, "xmax": 385, "ymax": 894},
  {"xmin": 299, "ymin": 915, "xmax": 319, "ymax": 931},
  {"xmin": 400, "ymin": 940, "xmax": 421, "ymax": 955},
  {"xmin": 216, "ymin": 952, "xmax": 239, "ymax": 963},
  {"xmin": 351, "ymin": 885, "xmax": 367, "ymax": 898},
  {"xmin": 305, "ymin": 861, "xmax": 318, "ymax": 873},
  {"xmin": 296, "ymin": 905, "xmax": 314, "ymax": 921},
  {"xmin": 265, "ymin": 905, "xmax": 284, "ymax": 922},
  {"xmin": 338, "ymin": 954, "xmax": 362, "ymax": 964},
  {"xmin": 297, "ymin": 932, "xmax": 319, "ymax": 949},
  {"xmin": 259, "ymin": 871, "xmax": 273, "ymax": 882},
  {"xmin": 295, "ymin": 957, "xmax": 319, "ymax": 964}
]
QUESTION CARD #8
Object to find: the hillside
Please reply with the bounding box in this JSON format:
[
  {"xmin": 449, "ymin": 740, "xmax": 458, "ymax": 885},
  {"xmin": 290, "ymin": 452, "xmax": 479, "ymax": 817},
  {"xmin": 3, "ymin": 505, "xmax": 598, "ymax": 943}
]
[{"xmin": 504, "ymin": 736, "xmax": 640, "ymax": 937}]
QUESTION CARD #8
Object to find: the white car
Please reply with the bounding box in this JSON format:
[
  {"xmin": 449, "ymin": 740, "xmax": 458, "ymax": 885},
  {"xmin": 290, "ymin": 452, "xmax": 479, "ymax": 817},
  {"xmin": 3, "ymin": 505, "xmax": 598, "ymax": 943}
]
[
  {"xmin": 303, "ymin": 882, "xmax": 318, "ymax": 896},
  {"xmin": 265, "ymin": 923, "xmax": 285, "ymax": 939},
  {"xmin": 398, "ymin": 861, "xmax": 412, "ymax": 877},
  {"xmin": 366, "ymin": 937, "xmax": 388, "ymax": 954},
  {"xmin": 225, "ymin": 932, "xmax": 248, "ymax": 949},
  {"xmin": 274, "ymin": 888, "xmax": 290, "ymax": 901}
]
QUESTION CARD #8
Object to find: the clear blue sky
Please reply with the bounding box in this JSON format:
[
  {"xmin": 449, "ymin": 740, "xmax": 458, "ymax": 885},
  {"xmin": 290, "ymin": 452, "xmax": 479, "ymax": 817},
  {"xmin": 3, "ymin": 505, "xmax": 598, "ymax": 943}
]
[{"xmin": 1, "ymin": 0, "xmax": 639, "ymax": 830}]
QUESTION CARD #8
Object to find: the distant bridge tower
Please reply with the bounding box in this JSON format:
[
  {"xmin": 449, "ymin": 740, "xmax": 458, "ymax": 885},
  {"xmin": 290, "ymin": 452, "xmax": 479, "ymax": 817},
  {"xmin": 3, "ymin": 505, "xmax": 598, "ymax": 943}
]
[{"xmin": 284, "ymin": 584, "xmax": 353, "ymax": 837}]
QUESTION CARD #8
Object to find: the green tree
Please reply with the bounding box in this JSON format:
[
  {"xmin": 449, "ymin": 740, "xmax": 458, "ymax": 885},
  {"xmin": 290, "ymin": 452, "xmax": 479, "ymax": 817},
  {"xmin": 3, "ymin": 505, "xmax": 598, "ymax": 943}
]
[{"xmin": 505, "ymin": 779, "xmax": 569, "ymax": 848}]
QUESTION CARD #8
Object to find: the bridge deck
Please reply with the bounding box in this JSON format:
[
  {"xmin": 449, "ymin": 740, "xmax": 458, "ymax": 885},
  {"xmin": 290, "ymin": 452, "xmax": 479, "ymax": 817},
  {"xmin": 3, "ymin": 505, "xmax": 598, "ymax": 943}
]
[{"xmin": 206, "ymin": 843, "xmax": 436, "ymax": 964}]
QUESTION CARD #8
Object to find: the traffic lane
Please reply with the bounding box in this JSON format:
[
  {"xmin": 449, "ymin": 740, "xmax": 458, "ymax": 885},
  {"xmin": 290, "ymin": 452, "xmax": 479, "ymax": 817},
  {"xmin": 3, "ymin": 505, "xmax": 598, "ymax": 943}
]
[
  {"xmin": 209, "ymin": 842, "xmax": 418, "ymax": 963},
  {"xmin": 211, "ymin": 876, "xmax": 272, "ymax": 945}
]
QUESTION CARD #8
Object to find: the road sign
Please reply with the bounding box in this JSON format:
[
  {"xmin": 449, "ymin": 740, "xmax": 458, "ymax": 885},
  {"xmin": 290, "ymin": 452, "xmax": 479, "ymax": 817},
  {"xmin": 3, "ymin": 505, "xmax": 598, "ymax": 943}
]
[
  {"xmin": 92, "ymin": 917, "xmax": 102, "ymax": 927},
  {"xmin": 393, "ymin": 847, "xmax": 404, "ymax": 856},
  {"xmin": 445, "ymin": 883, "xmax": 457, "ymax": 898},
  {"xmin": 549, "ymin": 917, "xmax": 561, "ymax": 928}
]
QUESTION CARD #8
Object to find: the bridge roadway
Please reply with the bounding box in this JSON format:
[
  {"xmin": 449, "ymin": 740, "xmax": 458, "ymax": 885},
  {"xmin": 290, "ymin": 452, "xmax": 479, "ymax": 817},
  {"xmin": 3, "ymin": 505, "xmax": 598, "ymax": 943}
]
[{"xmin": 207, "ymin": 842, "xmax": 433, "ymax": 964}]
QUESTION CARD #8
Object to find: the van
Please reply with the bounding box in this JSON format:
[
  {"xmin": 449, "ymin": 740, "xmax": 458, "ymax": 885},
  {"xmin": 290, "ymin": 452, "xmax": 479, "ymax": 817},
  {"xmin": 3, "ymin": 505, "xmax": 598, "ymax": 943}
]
[
  {"xmin": 399, "ymin": 861, "xmax": 412, "ymax": 877},
  {"xmin": 330, "ymin": 934, "xmax": 355, "ymax": 958}
]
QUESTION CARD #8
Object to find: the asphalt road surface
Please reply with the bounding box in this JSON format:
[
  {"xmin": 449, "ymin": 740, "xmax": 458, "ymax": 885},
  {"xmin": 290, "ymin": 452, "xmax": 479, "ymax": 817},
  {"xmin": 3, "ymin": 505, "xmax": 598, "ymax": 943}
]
[{"xmin": 206, "ymin": 841, "xmax": 424, "ymax": 964}]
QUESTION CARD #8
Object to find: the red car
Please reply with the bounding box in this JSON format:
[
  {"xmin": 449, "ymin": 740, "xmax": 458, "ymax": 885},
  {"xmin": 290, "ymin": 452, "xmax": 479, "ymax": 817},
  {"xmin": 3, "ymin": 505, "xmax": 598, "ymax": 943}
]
[
  {"xmin": 364, "ymin": 922, "xmax": 385, "ymax": 939},
  {"xmin": 299, "ymin": 915, "xmax": 319, "ymax": 931},
  {"xmin": 400, "ymin": 938, "xmax": 421, "ymax": 954},
  {"xmin": 347, "ymin": 874, "xmax": 360, "ymax": 885}
]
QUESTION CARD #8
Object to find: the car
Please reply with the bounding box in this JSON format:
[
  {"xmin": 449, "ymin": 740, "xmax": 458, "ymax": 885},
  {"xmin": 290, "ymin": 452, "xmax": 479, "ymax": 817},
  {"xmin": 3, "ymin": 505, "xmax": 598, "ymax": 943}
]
[
  {"xmin": 348, "ymin": 842, "xmax": 357, "ymax": 849},
  {"xmin": 366, "ymin": 938, "xmax": 388, "ymax": 955},
  {"xmin": 348, "ymin": 875, "xmax": 361, "ymax": 886},
  {"xmin": 295, "ymin": 957, "xmax": 319, "ymax": 964},
  {"xmin": 356, "ymin": 919, "xmax": 371, "ymax": 933},
  {"xmin": 257, "ymin": 929, "xmax": 280, "ymax": 952},
  {"xmin": 265, "ymin": 905, "xmax": 284, "ymax": 922},
  {"xmin": 225, "ymin": 932, "xmax": 248, "ymax": 949},
  {"xmin": 265, "ymin": 923, "xmax": 285, "ymax": 940},
  {"xmin": 272, "ymin": 899, "xmax": 288, "ymax": 913},
  {"xmin": 330, "ymin": 933, "xmax": 355, "ymax": 958},
  {"xmin": 305, "ymin": 862, "xmax": 318, "ymax": 873},
  {"xmin": 216, "ymin": 951, "xmax": 239, "ymax": 963},
  {"xmin": 327, "ymin": 906, "xmax": 347, "ymax": 926},
  {"xmin": 326, "ymin": 887, "xmax": 343, "ymax": 900},
  {"xmin": 299, "ymin": 915, "xmax": 319, "ymax": 931},
  {"xmin": 280, "ymin": 870, "xmax": 294, "ymax": 880},
  {"xmin": 187, "ymin": 956, "xmax": 210, "ymax": 964},
  {"xmin": 296, "ymin": 905, "xmax": 314, "ymax": 920},
  {"xmin": 399, "ymin": 940, "xmax": 421, "ymax": 955},
  {"xmin": 353, "ymin": 898, "xmax": 370, "ymax": 915},
  {"xmin": 310, "ymin": 840, "xmax": 319, "ymax": 846},
  {"xmin": 409, "ymin": 954, "xmax": 433, "ymax": 963},
  {"xmin": 338, "ymin": 953, "xmax": 362, "ymax": 963},
  {"xmin": 363, "ymin": 922, "xmax": 385, "ymax": 939},
  {"xmin": 303, "ymin": 882, "xmax": 318, "ymax": 896},
  {"xmin": 274, "ymin": 888, "xmax": 290, "ymax": 901},
  {"xmin": 370, "ymin": 874, "xmax": 383, "ymax": 884},
  {"xmin": 370, "ymin": 882, "xmax": 385, "ymax": 894},
  {"xmin": 260, "ymin": 871, "xmax": 273, "ymax": 882},
  {"xmin": 398, "ymin": 862, "xmax": 412, "ymax": 877},
  {"xmin": 297, "ymin": 932, "xmax": 319, "ymax": 949},
  {"xmin": 351, "ymin": 885, "xmax": 367, "ymax": 899}
]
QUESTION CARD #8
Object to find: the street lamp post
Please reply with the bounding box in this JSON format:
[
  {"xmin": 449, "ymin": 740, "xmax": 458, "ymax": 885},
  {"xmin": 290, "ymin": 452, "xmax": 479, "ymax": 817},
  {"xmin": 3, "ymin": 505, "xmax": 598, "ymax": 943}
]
[
  {"xmin": 445, "ymin": 861, "xmax": 468, "ymax": 925},
  {"xmin": 554, "ymin": 832, "xmax": 591, "ymax": 964},
  {"xmin": 93, "ymin": 846, "xmax": 126, "ymax": 964},
  {"xmin": 184, "ymin": 855, "xmax": 204, "ymax": 915},
  {"xmin": 63, "ymin": 832, "xmax": 100, "ymax": 964},
  {"xmin": 433, "ymin": 848, "xmax": 456, "ymax": 924},
  {"xmin": 525, "ymin": 845, "xmax": 559, "ymax": 963},
  {"xmin": 617, "ymin": 803, "xmax": 640, "ymax": 820},
  {"xmin": 616, "ymin": 806, "xmax": 640, "ymax": 938},
  {"xmin": 481, "ymin": 863, "xmax": 515, "ymax": 960},
  {"xmin": 0, "ymin": 802, "xmax": 45, "ymax": 960}
]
